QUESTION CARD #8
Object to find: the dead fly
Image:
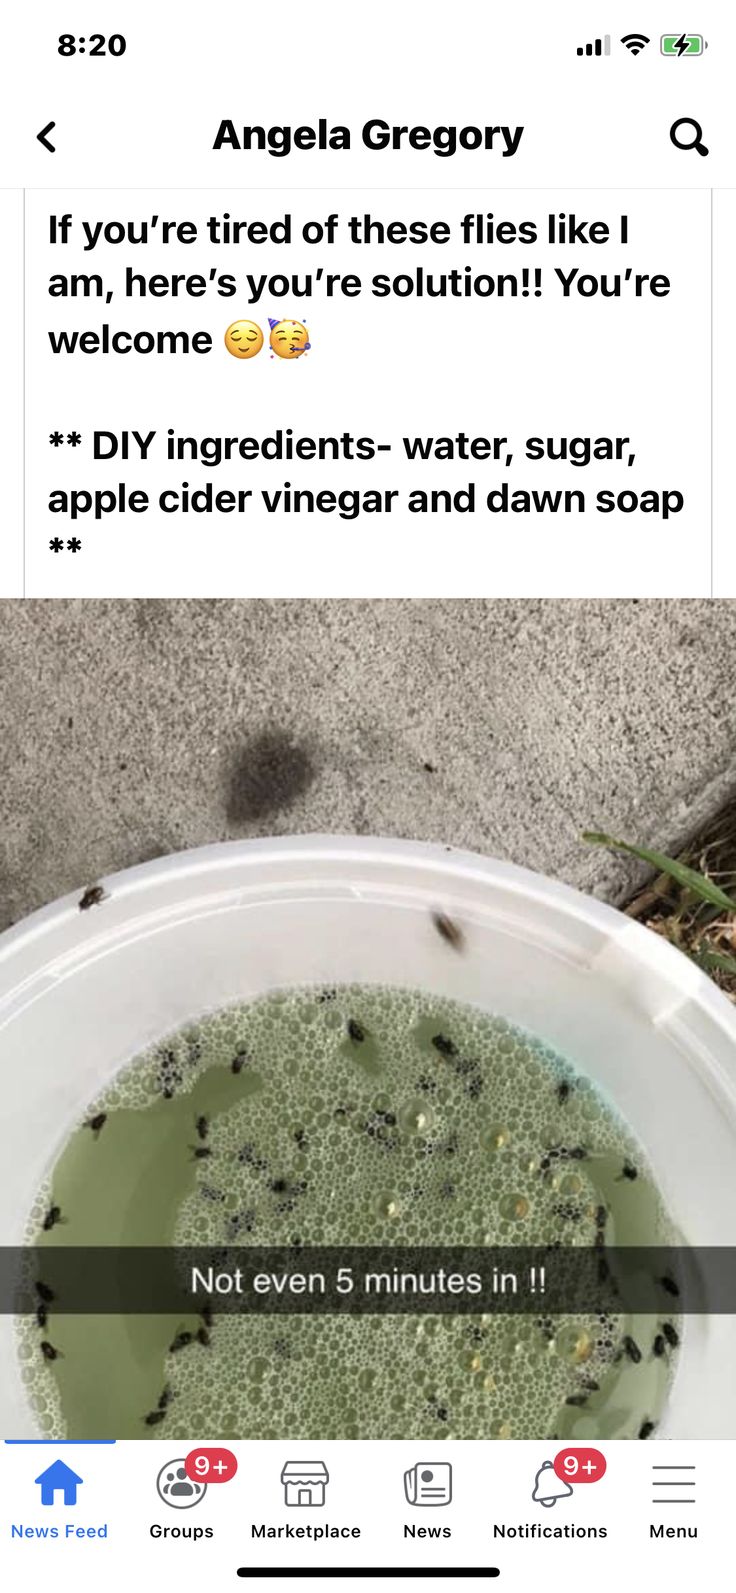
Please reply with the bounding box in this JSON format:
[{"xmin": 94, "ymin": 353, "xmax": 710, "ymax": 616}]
[
  {"xmin": 552, "ymin": 1201, "xmax": 583, "ymax": 1225},
  {"xmin": 35, "ymin": 1281, "xmax": 55, "ymax": 1304},
  {"xmin": 662, "ymin": 1321, "xmax": 679, "ymax": 1349},
  {"xmin": 231, "ymin": 1048, "xmax": 249, "ymax": 1075},
  {"xmin": 556, "ymin": 1080, "xmax": 573, "ymax": 1105},
  {"xmin": 658, "ymin": 1273, "xmax": 680, "ymax": 1298},
  {"xmin": 652, "ymin": 1334, "xmax": 666, "ymax": 1358},
  {"xmin": 84, "ymin": 1112, "xmax": 107, "ymax": 1137},
  {"xmin": 539, "ymin": 1146, "xmax": 588, "ymax": 1174},
  {"xmin": 269, "ymin": 1176, "xmax": 307, "ymax": 1215},
  {"xmin": 143, "ymin": 1409, "xmax": 166, "ymax": 1427},
  {"xmin": 621, "ymin": 1334, "xmax": 642, "ymax": 1364},
  {"xmin": 42, "ymin": 1205, "xmax": 63, "ymax": 1231},
  {"xmin": 196, "ymin": 1326, "xmax": 211, "ymax": 1347},
  {"xmin": 565, "ymin": 1393, "xmax": 589, "ymax": 1407},
  {"xmin": 431, "ymin": 1033, "xmax": 457, "ymax": 1058},
  {"xmin": 581, "ymin": 1378, "xmax": 600, "ymax": 1393},
  {"xmin": 79, "ymin": 884, "xmax": 106, "ymax": 911},
  {"xmin": 616, "ymin": 1162, "xmax": 638, "ymax": 1182},
  {"xmin": 237, "ymin": 1142, "xmax": 268, "ymax": 1172},
  {"xmin": 595, "ymin": 1205, "xmax": 607, "ymax": 1230},
  {"xmin": 189, "ymin": 1145, "xmax": 212, "ymax": 1161},
  {"xmin": 638, "ymin": 1419, "xmax": 656, "ymax": 1440},
  {"xmin": 157, "ymin": 1385, "xmax": 174, "ymax": 1410},
  {"xmin": 200, "ymin": 1305, "xmax": 214, "ymax": 1329},
  {"xmin": 157, "ymin": 1046, "xmax": 183, "ymax": 1101},
  {"xmin": 226, "ymin": 1209, "xmax": 256, "ymax": 1240},
  {"xmin": 195, "ymin": 1115, "xmax": 209, "ymax": 1141},
  {"xmin": 347, "ymin": 1018, "xmax": 366, "ymax": 1043},
  {"xmin": 431, "ymin": 912, "xmax": 465, "ymax": 952},
  {"xmin": 36, "ymin": 1305, "xmax": 48, "ymax": 1330},
  {"xmin": 169, "ymin": 1330, "xmax": 193, "ymax": 1354},
  {"xmin": 40, "ymin": 1341, "xmax": 61, "ymax": 1362}
]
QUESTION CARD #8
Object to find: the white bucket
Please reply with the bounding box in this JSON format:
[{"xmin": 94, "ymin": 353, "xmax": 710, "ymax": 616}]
[{"xmin": 1, "ymin": 835, "xmax": 735, "ymax": 1437}]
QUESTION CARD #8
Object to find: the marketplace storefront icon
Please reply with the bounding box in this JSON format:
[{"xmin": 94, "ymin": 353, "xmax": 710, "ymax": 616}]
[{"xmin": 281, "ymin": 1461, "xmax": 329, "ymax": 1507}]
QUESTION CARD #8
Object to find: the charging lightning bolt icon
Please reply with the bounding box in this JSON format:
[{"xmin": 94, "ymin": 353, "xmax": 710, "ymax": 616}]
[{"xmin": 660, "ymin": 32, "xmax": 706, "ymax": 56}]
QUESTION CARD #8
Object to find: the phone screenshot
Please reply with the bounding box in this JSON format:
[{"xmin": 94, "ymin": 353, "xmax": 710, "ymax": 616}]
[{"xmin": 0, "ymin": 4, "xmax": 734, "ymax": 1589}]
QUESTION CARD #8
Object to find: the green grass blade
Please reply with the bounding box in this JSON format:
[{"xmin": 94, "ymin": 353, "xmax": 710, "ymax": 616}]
[
  {"xmin": 693, "ymin": 946, "xmax": 736, "ymax": 977},
  {"xmin": 582, "ymin": 831, "xmax": 736, "ymax": 914}
]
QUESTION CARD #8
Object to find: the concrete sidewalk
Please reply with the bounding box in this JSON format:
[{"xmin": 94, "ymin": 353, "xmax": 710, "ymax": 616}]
[{"xmin": 1, "ymin": 599, "xmax": 735, "ymax": 932}]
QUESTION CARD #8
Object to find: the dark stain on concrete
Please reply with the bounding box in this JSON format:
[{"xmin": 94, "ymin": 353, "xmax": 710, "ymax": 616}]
[{"xmin": 226, "ymin": 731, "xmax": 317, "ymax": 823}]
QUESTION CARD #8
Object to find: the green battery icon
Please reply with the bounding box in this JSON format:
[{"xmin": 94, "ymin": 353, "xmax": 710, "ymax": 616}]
[{"xmin": 660, "ymin": 33, "xmax": 706, "ymax": 55}]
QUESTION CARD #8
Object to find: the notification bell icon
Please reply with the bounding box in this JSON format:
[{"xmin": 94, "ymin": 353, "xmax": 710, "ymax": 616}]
[{"xmin": 531, "ymin": 1460, "xmax": 573, "ymax": 1508}]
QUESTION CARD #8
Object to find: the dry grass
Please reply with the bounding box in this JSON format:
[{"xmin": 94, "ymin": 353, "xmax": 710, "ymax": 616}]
[{"xmin": 584, "ymin": 805, "xmax": 736, "ymax": 999}]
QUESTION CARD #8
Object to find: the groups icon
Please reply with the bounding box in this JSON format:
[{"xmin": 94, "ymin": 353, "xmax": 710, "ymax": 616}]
[{"xmin": 156, "ymin": 1459, "xmax": 207, "ymax": 1509}]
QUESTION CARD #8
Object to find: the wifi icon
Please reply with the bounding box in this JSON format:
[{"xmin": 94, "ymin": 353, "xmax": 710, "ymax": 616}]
[{"xmin": 621, "ymin": 32, "xmax": 650, "ymax": 55}]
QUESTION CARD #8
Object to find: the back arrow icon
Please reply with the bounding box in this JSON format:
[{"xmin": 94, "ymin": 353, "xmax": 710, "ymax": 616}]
[{"xmin": 37, "ymin": 122, "xmax": 56, "ymax": 153}]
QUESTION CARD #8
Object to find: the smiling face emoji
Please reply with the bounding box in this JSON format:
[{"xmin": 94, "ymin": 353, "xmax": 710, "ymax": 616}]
[
  {"xmin": 269, "ymin": 318, "xmax": 310, "ymax": 359},
  {"xmin": 224, "ymin": 320, "xmax": 264, "ymax": 359}
]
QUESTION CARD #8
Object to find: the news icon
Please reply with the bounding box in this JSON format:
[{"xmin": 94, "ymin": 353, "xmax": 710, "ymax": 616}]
[{"xmin": 404, "ymin": 1462, "xmax": 452, "ymax": 1507}]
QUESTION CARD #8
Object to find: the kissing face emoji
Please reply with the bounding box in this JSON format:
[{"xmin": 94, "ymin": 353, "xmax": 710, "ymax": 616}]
[
  {"xmin": 224, "ymin": 320, "xmax": 264, "ymax": 359},
  {"xmin": 269, "ymin": 318, "xmax": 310, "ymax": 359}
]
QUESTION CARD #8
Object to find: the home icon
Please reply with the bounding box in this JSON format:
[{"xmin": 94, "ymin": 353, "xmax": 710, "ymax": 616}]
[
  {"xmin": 281, "ymin": 1460, "xmax": 329, "ymax": 1507},
  {"xmin": 35, "ymin": 1459, "xmax": 83, "ymax": 1507}
]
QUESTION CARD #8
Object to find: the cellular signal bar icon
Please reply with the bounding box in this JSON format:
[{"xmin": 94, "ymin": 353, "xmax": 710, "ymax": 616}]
[{"xmin": 577, "ymin": 35, "xmax": 610, "ymax": 56}]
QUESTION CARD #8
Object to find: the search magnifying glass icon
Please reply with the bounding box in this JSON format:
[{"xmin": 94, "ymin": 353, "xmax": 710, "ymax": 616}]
[{"xmin": 670, "ymin": 117, "xmax": 709, "ymax": 156}]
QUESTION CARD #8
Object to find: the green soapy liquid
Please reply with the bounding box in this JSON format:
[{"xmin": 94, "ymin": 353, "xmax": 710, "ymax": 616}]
[{"xmin": 19, "ymin": 985, "xmax": 677, "ymax": 1439}]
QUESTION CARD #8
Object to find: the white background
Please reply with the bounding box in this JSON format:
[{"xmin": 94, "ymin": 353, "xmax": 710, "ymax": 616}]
[
  {"xmin": 0, "ymin": 1438, "xmax": 719, "ymax": 1593},
  {"xmin": 0, "ymin": 6, "xmax": 734, "ymax": 1580},
  {"xmin": 0, "ymin": 0, "xmax": 733, "ymax": 595},
  {"xmin": 21, "ymin": 187, "xmax": 711, "ymax": 596}
]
